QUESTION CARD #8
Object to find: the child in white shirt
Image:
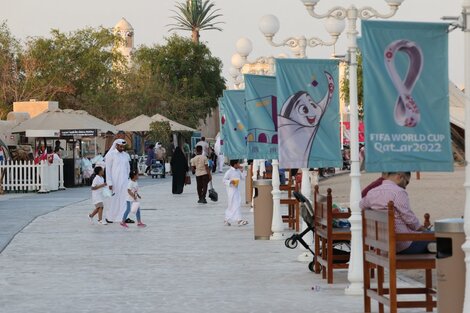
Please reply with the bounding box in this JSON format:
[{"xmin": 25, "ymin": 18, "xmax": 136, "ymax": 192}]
[
  {"xmin": 120, "ymin": 170, "xmax": 146, "ymax": 228},
  {"xmin": 223, "ymin": 159, "xmax": 248, "ymax": 226},
  {"xmin": 88, "ymin": 166, "xmax": 107, "ymax": 225}
]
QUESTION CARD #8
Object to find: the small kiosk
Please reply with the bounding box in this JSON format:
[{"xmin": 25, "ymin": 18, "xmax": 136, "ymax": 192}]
[{"xmin": 12, "ymin": 109, "xmax": 117, "ymax": 187}]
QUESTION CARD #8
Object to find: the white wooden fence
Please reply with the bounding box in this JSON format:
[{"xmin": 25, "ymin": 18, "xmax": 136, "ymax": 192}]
[{"xmin": 0, "ymin": 159, "xmax": 64, "ymax": 193}]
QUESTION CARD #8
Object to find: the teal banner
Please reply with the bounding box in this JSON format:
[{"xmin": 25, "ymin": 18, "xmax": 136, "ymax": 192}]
[
  {"xmin": 244, "ymin": 74, "xmax": 278, "ymax": 160},
  {"xmin": 221, "ymin": 90, "xmax": 247, "ymax": 159},
  {"xmin": 276, "ymin": 58, "xmax": 342, "ymax": 169},
  {"xmin": 362, "ymin": 20, "xmax": 453, "ymax": 172}
]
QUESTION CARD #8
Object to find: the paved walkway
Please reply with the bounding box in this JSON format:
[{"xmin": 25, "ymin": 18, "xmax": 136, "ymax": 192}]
[{"xmin": 0, "ymin": 167, "xmax": 463, "ymax": 313}]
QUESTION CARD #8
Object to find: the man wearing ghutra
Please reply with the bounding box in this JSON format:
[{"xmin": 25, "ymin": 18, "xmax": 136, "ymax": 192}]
[{"xmin": 104, "ymin": 139, "xmax": 131, "ymax": 223}]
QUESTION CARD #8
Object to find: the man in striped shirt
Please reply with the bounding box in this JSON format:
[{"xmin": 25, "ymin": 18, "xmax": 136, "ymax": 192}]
[{"xmin": 360, "ymin": 172, "xmax": 432, "ymax": 254}]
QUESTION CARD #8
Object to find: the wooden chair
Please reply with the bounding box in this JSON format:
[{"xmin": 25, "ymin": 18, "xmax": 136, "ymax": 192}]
[
  {"xmin": 313, "ymin": 185, "xmax": 351, "ymax": 283},
  {"xmin": 362, "ymin": 201, "xmax": 436, "ymax": 313},
  {"xmin": 280, "ymin": 180, "xmax": 300, "ymax": 231}
]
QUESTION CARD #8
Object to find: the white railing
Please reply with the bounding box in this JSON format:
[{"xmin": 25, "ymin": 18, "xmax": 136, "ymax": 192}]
[{"xmin": 0, "ymin": 159, "xmax": 64, "ymax": 193}]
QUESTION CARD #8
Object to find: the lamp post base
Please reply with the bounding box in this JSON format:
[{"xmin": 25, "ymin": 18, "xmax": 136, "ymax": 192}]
[
  {"xmin": 270, "ymin": 231, "xmax": 285, "ymax": 240},
  {"xmin": 297, "ymin": 251, "xmax": 313, "ymax": 263},
  {"xmin": 344, "ymin": 283, "xmax": 363, "ymax": 296}
]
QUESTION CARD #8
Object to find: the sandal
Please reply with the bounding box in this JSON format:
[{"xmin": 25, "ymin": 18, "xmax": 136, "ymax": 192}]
[{"xmin": 237, "ymin": 220, "xmax": 248, "ymax": 226}]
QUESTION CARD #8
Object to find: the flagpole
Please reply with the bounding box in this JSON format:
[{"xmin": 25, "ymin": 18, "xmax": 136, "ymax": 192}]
[
  {"xmin": 259, "ymin": 13, "xmax": 344, "ymax": 257},
  {"xmin": 461, "ymin": 1, "xmax": 470, "ymax": 312},
  {"xmin": 300, "ymin": 0, "xmax": 404, "ymax": 296},
  {"xmin": 230, "ymin": 38, "xmax": 286, "ymax": 239}
]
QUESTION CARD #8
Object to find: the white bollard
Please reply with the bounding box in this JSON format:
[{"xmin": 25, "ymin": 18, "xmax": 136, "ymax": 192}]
[
  {"xmin": 270, "ymin": 159, "xmax": 285, "ymax": 240},
  {"xmin": 38, "ymin": 160, "xmax": 49, "ymax": 193},
  {"xmin": 58, "ymin": 159, "xmax": 65, "ymax": 190}
]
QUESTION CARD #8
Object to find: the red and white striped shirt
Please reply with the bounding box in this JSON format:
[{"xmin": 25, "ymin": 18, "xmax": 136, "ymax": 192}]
[{"xmin": 359, "ymin": 180, "xmax": 421, "ymax": 252}]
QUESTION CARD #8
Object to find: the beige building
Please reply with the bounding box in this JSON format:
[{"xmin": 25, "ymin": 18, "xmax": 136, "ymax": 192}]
[{"xmin": 13, "ymin": 101, "xmax": 58, "ymax": 119}]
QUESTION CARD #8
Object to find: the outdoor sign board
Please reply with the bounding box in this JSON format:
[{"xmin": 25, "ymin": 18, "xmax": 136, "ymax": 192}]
[
  {"xmin": 60, "ymin": 129, "xmax": 98, "ymax": 137},
  {"xmin": 26, "ymin": 130, "xmax": 60, "ymax": 138}
]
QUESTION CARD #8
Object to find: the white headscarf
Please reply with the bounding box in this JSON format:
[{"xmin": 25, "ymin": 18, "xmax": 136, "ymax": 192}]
[{"xmin": 105, "ymin": 139, "xmax": 126, "ymax": 158}]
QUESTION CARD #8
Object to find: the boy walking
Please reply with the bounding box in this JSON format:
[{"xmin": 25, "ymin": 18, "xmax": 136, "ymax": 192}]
[
  {"xmin": 190, "ymin": 145, "xmax": 211, "ymax": 204},
  {"xmin": 223, "ymin": 159, "xmax": 248, "ymax": 226}
]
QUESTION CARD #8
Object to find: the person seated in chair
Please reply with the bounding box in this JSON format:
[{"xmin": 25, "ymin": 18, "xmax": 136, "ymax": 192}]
[
  {"xmin": 359, "ymin": 172, "xmax": 433, "ymax": 254},
  {"xmin": 361, "ymin": 172, "xmax": 389, "ymax": 198}
]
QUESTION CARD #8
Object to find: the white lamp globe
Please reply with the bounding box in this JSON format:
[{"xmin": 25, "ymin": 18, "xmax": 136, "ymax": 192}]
[
  {"xmin": 235, "ymin": 75, "xmax": 244, "ymax": 85},
  {"xmin": 259, "ymin": 15, "xmax": 280, "ymax": 37},
  {"xmin": 229, "ymin": 67, "xmax": 240, "ymax": 78},
  {"xmin": 231, "ymin": 53, "xmax": 245, "ymax": 69},
  {"xmin": 385, "ymin": 0, "xmax": 404, "ymax": 5},
  {"xmin": 324, "ymin": 17, "xmax": 345, "ymax": 36},
  {"xmin": 301, "ymin": 0, "xmax": 320, "ymax": 5},
  {"xmin": 236, "ymin": 37, "xmax": 253, "ymax": 57}
]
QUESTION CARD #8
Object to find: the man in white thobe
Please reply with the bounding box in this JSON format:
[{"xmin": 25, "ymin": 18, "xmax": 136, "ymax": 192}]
[
  {"xmin": 195, "ymin": 136, "xmax": 209, "ymax": 157},
  {"xmin": 105, "ymin": 139, "xmax": 130, "ymax": 222}
]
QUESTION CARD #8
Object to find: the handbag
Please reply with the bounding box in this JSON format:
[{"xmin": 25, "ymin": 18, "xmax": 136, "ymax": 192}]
[
  {"xmin": 208, "ymin": 188, "xmax": 218, "ymax": 202},
  {"xmin": 185, "ymin": 172, "xmax": 191, "ymax": 185},
  {"xmin": 131, "ymin": 201, "xmax": 140, "ymax": 213},
  {"xmin": 102, "ymin": 187, "xmax": 113, "ymax": 198}
]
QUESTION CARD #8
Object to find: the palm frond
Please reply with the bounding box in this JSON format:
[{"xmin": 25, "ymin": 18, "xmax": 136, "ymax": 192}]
[{"xmin": 167, "ymin": 0, "xmax": 223, "ymax": 41}]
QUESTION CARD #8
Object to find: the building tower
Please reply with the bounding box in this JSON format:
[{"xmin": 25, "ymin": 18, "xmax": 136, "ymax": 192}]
[{"xmin": 113, "ymin": 17, "xmax": 134, "ymax": 68}]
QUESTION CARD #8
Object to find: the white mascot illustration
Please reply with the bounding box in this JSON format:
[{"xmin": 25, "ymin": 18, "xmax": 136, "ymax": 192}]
[{"xmin": 278, "ymin": 71, "xmax": 334, "ymax": 168}]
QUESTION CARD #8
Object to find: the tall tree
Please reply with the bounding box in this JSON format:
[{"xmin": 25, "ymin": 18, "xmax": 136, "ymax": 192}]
[
  {"xmin": 0, "ymin": 22, "xmax": 22, "ymax": 118},
  {"xmin": 124, "ymin": 35, "xmax": 225, "ymax": 127},
  {"xmin": 20, "ymin": 27, "xmax": 127, "ymax": 123},
  {"xmin": 168, "ymin": 0, "xmax": 223, "ymax": 44}
]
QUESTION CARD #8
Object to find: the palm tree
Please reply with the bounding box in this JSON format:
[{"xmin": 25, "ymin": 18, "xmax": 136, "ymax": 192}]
[{"xmin": 168, "ymin": 0, "xmax": 223, "ymax": 44}]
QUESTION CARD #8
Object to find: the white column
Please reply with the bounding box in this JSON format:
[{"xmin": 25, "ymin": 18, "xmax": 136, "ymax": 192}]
[
  {"xmin": 259, "ymin": 159, "xmax": 266, "ymax": 178},
  {"xmin": 461, "ymin": 2, "xmax": 470, "ymax": 312},
  {"xmin": 251, "ymin": 159, "xmax": 259, "ymax": 210},
  {"xmin": 344, "ymin": 7, "xmax": 363, "ymax": 296},
  {"xmin": 58, "ymin": 159, "xmax": 65, "ymax": 190},
  {"xmin": 38, "ymin": 160, "xmax": 48, "ymax": 193},
  {"xmin": 270, "ymin": 159, "xmax": 285, "ymax": 239}
]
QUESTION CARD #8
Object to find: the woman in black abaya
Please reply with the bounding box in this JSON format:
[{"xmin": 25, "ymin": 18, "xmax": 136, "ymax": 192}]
[{"xmin": 170, "ymin": 146, "xmax": 189, "ymax": 194}]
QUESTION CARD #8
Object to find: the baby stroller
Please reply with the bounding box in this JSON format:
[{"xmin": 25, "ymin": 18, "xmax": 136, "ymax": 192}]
[
  {"xmin": 285, "ymin": 191, "xmax": 350, "ymax": 272},
  {"xmin": 285, "ymin": 191, "xmax": 316, "ymax": 272},
  {"xmin": 150, "ymin": 160, "xmax": 165, "ymax": 178}
]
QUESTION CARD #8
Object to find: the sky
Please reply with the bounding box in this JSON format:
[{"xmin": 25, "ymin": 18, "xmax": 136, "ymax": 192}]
[{"xmin": 2, "ymin": 0, "xmax": 467, "ymax": 88}]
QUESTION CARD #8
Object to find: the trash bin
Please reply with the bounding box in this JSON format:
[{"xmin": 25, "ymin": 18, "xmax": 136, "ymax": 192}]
[
  {"xmin": 252, "ymin": 179, "xmax": 273, "ymax": 240},
  {"xmin": 435, "ymin": 218, "xmax": 465, "ymax": 313}
]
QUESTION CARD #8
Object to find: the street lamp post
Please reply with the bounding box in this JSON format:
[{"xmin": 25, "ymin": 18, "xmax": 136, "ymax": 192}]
[
  {"xmin": 259, "ymin": 14, "xmax": 344, "ymax": 254},
  {"xmin": 299, "ymin": 0, "xmax": 405, "ymax": 295},
  {"xmin": 230, "ymin": 37, "xmax": 288, "ymax": 240},
  {"xmin": 230, "ymin": 38, "xmax": 282, "ymax": 225},
  {"xmin": 461, "ymin": 1, "xmax": 470, "ymax": 312}
]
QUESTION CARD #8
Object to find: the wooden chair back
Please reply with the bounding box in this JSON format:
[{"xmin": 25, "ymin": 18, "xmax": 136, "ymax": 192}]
[
  {"xmin": 362, "ymin": 201, "xmax": 436, "ymax": 313},
  {"xmin": 313, "ymin": 185, "xmax": 351, "ymax": 284}
]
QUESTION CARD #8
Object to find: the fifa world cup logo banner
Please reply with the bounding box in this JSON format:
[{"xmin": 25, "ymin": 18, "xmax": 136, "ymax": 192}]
[
  {"xmin": 276, "ymin": 59, "xmax": 342, "ymax": 169},
  {"xmin": 362, "ymin": 20, "xmax": 453, "ymax": 172},
  {"xmin": 221, "ymin": 90, "xmax": 248, "ymax": 159},
  {"xmin": 244, "ymin": 74, "xmax": 278, "ymax": 160}
]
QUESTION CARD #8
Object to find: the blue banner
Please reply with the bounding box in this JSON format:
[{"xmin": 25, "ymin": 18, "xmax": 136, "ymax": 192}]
[
  {"xmin": 221, "ymin": 90, "xmax": 247, "ymax": 159},
  {"xmin": 276, "ymin": 58, "xmax": 342, "ymax": 169},
  {"xmin": 244, "ymin": 74, "xmax": 278, "ymax": 160},
  {"xmin": 362, "ymin": 20, "xmax": 452, "ymax": 172}
]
